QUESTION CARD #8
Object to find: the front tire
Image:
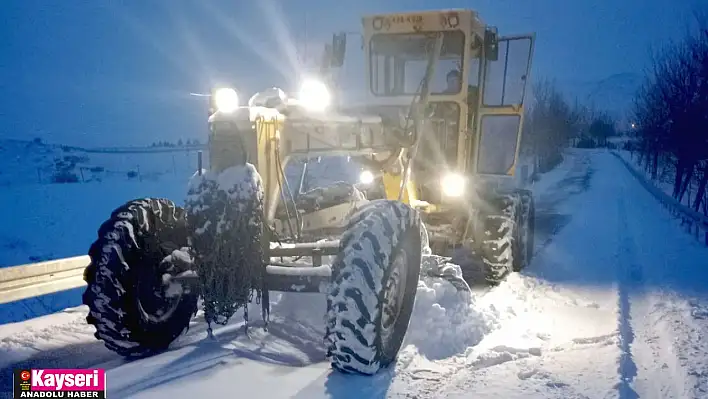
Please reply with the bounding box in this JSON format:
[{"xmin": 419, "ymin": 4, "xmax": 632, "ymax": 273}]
[
  {"xmin": 325, "ymin": 200, "xmax": 422, "ymax": 375},
  {"xmin": 82, "ymin": 198, "xmax": 198, "ymax": 357}
]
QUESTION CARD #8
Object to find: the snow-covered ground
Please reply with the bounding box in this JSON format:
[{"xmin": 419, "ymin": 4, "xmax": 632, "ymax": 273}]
[
  {"xmin": 0, "ymin": 138, "xmax": 206, "ymax": 267},
  {"xmin": 0, "ymin": 178, "xmax": 192, "ymax": 267},
  {"xmin": 1, "ymin": 149, "xmax": 708, "ymax": 398}
]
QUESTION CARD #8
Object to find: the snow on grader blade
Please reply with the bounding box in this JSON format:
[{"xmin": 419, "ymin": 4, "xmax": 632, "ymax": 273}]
[{"xmin": 81, "ymin": 8, "xmax": 536, "ymax": 375}]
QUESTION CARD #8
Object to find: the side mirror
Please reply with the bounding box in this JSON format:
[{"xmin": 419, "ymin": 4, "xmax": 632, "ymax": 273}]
[
  {"xmin": 484, "ymin": 27, "xmax": 499, "ymax": 61},
  {"xmin": 330, "ymin": 32, "xmax": 346, "ymax": 67}
]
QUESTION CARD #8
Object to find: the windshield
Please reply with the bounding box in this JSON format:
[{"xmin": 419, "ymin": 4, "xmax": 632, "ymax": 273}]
[{"xmin": 369, "ymin": 30, "xmax": 465, "ymax": 96}]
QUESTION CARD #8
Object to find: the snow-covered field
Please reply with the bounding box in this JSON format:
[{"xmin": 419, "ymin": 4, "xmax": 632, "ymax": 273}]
[
  {"xmin": 0, "ymin": 139, "xmax": 206, "ymax": 187},
  {"xmin": 0, "ymin": 138, "xmax": 206, "ymax": 268},
  {"xmin": 1, "ymin": 149, "xmax": 708, "ymax": 398}
]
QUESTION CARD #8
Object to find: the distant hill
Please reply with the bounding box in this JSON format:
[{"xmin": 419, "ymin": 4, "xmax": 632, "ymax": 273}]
[{"xmin": 561, "ymin": 72, "xmax": 643, "ymax": 124}]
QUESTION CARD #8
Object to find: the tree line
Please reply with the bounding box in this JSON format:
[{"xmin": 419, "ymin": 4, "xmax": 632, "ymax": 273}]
[
  {"xmin": 150, "ymin": 138, "xmax": 202, "ymax": 148},
  {"xmin": 521, "ymin": 79, "xmax": 619, "ymax": 174},
  {"xmin": 521, "ymin": 9, "xmax": 708, "ymax": 216},
  {"xmin": 630, "ymin": 11, "xmax": 708, "ymax": 214}
]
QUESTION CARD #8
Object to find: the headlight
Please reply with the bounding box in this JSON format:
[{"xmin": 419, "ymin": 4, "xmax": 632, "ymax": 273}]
[
  {"xmin": 359, "ymin": 170, "xmax": 374, "ymax": 185},
  {"xmin": 213, "ymin": 88, "xmax": 239, "ymax": 113},
  {"xmin": 298, "ymin": 79, "xmax": 331, "ymax": 111},
  {"xmin": 441, "ymin": 173, "xmax": 465, "ymax": 197}
]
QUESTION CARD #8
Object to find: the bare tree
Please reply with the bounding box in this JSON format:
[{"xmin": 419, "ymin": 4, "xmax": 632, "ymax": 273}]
[
  {"xmin": 522, "ymin": 78, "xmax": 583, "ymax": 172},
  {"xmin": 588, "ymin": 112, "xmax": 616, "ymax": 148},
  {"xmin": 632, "ymin": 10, "xmax": 708, "ymax": 213}
]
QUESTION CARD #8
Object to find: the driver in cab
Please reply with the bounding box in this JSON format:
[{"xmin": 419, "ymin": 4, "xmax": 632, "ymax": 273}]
[
  {"xmin": 442, "ymin": 69, "xmax": 478, "ymax": 109},
  {"xmin": 432, "ymin": 70, "xmax": 463, "ymax": 121},
  {"xmin": 443, "ymin": 69, "xmax": 462, "ymax": 93},
  {"xmin": 439, "ymin": 69, "xmax": 478, "ymax": 127}
]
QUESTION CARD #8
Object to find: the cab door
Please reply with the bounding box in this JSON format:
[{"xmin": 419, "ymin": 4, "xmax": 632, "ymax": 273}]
[{"xmin": 473, "ymin": 34, "xmax": 535, "ymax": 178}]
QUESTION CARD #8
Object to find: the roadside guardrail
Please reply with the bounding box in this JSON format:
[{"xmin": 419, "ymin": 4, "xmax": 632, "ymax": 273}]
[
  {"xmin": 0, "ymin": 255, "xmax": 89, "ymax": 305},
  {"xmin": 611, "ymin": 151, "xmax": 708, "ymax": 246}
]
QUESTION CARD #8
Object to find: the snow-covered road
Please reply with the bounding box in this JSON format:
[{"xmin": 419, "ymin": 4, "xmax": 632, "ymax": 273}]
[{"xmin": 1, "ymin": 149, "xmax": 707, "ymax": 398}]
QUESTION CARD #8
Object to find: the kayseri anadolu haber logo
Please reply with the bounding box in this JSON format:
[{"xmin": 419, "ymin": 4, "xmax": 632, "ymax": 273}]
[{"xmin": 13, "ymin": 369, "xmax": 106, "ymax": 398}]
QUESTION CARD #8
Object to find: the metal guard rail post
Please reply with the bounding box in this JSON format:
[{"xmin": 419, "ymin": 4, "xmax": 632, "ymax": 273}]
[
  {"xmin": 611, "ymin": 151, "xmax": 708, "ymax": 246},
  {"xmin": 0, "ymin": 255, "xmax": 89, "ymax": 305}
]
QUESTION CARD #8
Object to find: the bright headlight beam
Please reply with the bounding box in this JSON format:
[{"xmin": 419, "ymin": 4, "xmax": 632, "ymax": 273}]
[
  {"xmin": 214, "ymin": 88, "xmax": 239, "ymax": 113},
  {"xmin": 359, "ymin": 170, "xmax": 374, "ymax": 185},
  {"xmin": 298, "ymin": 79, "xmax": 331, "ymax": 112},
  {"xmin": 441, "ymin": 173, "xmax": 465, "ymax": 197}
]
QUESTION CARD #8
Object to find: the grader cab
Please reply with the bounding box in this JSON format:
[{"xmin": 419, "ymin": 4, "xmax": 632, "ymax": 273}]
[
  {"xmin": 80, "ymin": 9, "xmax": 536, "ymax": 376},
  {"xmin": 356, "ymin": 11, "xmax": 536, "ymax": 264}
]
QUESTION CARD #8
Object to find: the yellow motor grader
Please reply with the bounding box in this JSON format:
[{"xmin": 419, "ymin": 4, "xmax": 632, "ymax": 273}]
[{"xmin": 81, "ymin": 9, "xmax": 535, "ymax": 375}]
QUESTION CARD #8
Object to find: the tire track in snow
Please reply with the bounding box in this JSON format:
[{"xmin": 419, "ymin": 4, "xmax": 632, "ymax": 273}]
[
  {"xmin": 639, "ymin": 292, "xmax": 696, "ymax": 397},
  {"xmin": 612, "ymin": 152, "xmax": 698, "ymax": 398},
  {"xmin": 616, "ymin": 195, "xmax": 641, "ymax": 398},
  {"xmin": 532, "ymin": 152, "xmax": 592, "ymax": 256}
]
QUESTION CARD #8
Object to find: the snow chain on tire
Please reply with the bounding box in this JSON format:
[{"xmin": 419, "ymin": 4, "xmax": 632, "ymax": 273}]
[
  {"xmin": 82, "ymin": 198, "xmax": 198, "ymax": 357},
  {"xmin": 325, "ymin": 200, "xmax": 422, "ymax": 375},
  {"xmin": 185, "ymin": 165, "xmax": 265, "ymax": 326}
]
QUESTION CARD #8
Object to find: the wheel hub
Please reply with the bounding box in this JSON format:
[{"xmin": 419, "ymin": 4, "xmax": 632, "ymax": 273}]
[{"xmin": 136, "ymin": 268, "xmax": 183, "ymax": 324}]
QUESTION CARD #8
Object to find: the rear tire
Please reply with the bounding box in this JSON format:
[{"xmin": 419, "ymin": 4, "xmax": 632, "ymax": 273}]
[
  {"xmin": 479, "ymin": 190, "xmax": 535, "ymax": 283},
  {"xmin": 515, "ymin": 190, "xmax": 535, "ymax": 271},
  {"xmin": 479, "ymin": 194, "xmax": 519, "ymax": 284},
  {"xmin": 326, "ymin": 200, "xmax": 422, "ymax": 375},
  {"xmin": 82, "ymin": 198, "xmax": 198, "ymax": 357}
]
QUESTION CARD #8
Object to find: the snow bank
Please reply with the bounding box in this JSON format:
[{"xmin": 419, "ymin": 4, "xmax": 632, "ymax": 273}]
[
  {"xmin": 257, "ymin": 254, "xmax": 498, "ymax": 365},
  {"xmin": 404, "ymin": 256, "xmax": 497, "ymax": 359},
  {"xmin": 527, "ymin": 150, "xmax": 579, "ymax": 197}
]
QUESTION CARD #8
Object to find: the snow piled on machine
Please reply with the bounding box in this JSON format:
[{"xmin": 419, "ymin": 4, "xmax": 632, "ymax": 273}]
[{"xmin": 186, "ymin": 164, "xmax": 264, "ymax": 233}]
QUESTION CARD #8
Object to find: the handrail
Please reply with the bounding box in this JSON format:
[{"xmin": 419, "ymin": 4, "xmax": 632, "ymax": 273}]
[
  {"xmin": 611, "ymin": 151, "xmax": 708, "ymax": 246},
  {"xmin": 0, "ymin": 255, "xmax": 89, "ymax": 304}
]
